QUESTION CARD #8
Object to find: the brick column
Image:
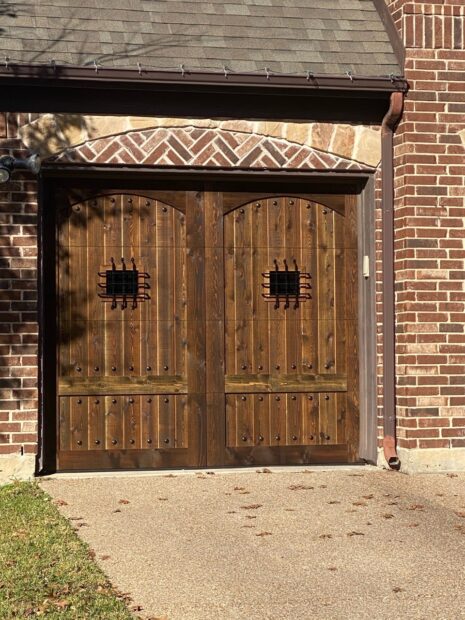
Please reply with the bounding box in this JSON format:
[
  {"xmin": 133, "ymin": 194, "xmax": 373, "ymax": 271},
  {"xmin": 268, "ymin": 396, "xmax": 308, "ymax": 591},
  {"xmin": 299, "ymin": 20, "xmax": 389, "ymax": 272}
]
[
  {"xmin": 0, "ymin": 113, "xmax": 38, "ymax": 472},
  {"xmin": 386, "ymin": 1, "xmax": 465, "ymax": 470}
]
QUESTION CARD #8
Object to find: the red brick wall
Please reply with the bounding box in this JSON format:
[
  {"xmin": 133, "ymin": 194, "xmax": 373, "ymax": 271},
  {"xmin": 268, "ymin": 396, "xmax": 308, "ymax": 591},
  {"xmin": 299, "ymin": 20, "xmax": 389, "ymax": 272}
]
[
  {"xmin": 0, "ymin": 113, "xmax": 38, "ymax": 457},
  {"xmin": 386, "ymin": 1, "xmax": 465, "ymax": 450}
]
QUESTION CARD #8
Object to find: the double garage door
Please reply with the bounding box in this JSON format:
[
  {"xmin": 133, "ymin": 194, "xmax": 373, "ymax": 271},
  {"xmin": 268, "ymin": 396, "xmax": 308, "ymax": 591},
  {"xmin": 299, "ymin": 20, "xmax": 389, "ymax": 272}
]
[{"xmin": 56, "ymin": 189, "xmax": 359, "ymax": 470}]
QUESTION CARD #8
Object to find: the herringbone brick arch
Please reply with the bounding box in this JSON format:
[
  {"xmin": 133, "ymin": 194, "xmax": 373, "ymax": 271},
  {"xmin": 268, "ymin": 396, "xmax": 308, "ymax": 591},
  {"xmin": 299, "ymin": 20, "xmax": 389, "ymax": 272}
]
[{"xmin": 51, "ymin": 126, "xmax": 372, "ymax": 170}]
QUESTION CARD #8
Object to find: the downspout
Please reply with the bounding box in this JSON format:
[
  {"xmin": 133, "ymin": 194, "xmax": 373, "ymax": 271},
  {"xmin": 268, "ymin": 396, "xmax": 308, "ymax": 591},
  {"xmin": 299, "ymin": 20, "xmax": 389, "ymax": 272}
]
[{"xmin": 381, "ymin": 91, "xmax": 404, "ymax": 470}]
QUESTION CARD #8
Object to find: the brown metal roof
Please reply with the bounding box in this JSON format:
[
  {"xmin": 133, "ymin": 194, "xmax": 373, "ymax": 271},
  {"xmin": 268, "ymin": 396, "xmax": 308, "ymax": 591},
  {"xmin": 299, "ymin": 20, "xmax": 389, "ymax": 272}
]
[{"xmin": 0, "ymin": 1, "xmax": 401, "ymax": 77}]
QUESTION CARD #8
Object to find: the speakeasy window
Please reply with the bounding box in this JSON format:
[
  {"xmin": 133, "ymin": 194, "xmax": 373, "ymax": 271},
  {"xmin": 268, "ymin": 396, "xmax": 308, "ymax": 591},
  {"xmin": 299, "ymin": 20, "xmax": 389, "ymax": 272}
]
[
  {"xmin": 106, "ymin": 269, "xmax": 139, "ymax": 297},
  {"xmin": 262, "ymin": 259, "xmax": 311, "ymax": 309},
  {"xmin": 98, "ymin": 257, "xmax": 150, "ymax": 309},
  {"xmin": 269, "ymin": 269, "xmax": 300, "ymax": 297}
]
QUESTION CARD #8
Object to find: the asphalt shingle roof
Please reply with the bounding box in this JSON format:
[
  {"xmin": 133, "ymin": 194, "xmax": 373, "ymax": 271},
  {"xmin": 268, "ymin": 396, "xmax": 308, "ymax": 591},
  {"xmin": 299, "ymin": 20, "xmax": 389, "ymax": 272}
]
[{"xmin": 0, "ymin": 1, "xmax": 401, "ymax": 76}]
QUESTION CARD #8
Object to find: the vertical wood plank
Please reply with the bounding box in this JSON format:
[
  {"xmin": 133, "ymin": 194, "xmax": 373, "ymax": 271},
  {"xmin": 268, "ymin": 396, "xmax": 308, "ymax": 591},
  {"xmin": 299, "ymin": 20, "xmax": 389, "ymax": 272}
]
[
  {"xmin": 123, "ymin": 395, "xmax": 141, "ymax": 449},
  {"xmin": 175, "ymin": 396, "xmax": 188, "ymax": 448},
  {"xmin": 59, "ymin": 398, "xmax": 70, "ymax": 451},
  {"xmin": 267, "ymin": 198, "xmax": 286, "ymax": 376},
  {"xmin": 88, "ymin": 396, "xmax": 105, "ymax": 450},
  {"xmin": 158, "ymin": 395, "xmax": 175, "ymax": 448},
  {"xmin": 205, "ymin": 191, "xmax": 226, "ymax": 466},
  {"xmin": 225, "ymin": 395, "xmax": 237, "ymax": 447},
  {"xmin": 70, "ymin": 396, "xmax": 88, "ymax": 450},
  {"xmin": 285, "ymin": 394, "xmax": 302, "ymax": 444},
  {"xmin": 252, "ymin": 200, "xmax": 270, "ymax": 375},
  {"xmin": 303, "ymin": 394, "xmax": 319, "ymax": 445},
  {"xmin": 344, "ymin": 194, "xmax": 360, "ymax": 460},
  {"xmin": 186, "ymin": 190, "xmax": 206, "ymax": 466},
  {"xmin": 254, "ymin": 394, "xmax": 270, "ymax": 446},
  {"xmin": 156, "ymin": 202, "xmax": 174, "ymax": 375},
  {"xmin": 317, "ymin": 204, "xmax": 336, "ymax": 375},
  {"xmin": 105, "ymin": 395, "xmax": 123, "ymax": 450},
  {"xmin": 141, "ymin": 395, "xmax": 158, "ymax": 448},
  {"xmin": 270, "ymin": 394, "xmax": 286, "ymax": 446},
  {"xmin": 236, "ymin": 394, "xmax": 254, "ymax": 446}
]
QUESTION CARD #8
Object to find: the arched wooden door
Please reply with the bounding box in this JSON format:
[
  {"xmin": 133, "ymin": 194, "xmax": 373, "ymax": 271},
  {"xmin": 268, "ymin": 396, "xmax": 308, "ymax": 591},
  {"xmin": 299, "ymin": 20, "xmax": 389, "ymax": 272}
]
[
  {"xmin": 55, "ymin": 190, "xmax": 359, "ymax": 470},
  {"xmin": 218, "ymin": 194, "xmax": 359, "ymax": 465}
]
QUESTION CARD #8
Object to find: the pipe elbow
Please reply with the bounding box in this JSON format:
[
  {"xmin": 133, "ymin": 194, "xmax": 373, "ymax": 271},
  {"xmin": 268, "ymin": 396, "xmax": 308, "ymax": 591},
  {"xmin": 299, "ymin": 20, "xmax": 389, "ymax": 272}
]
[{"xmin": 383, "ymin": 435, "xmax": 401, "ymax": 470}]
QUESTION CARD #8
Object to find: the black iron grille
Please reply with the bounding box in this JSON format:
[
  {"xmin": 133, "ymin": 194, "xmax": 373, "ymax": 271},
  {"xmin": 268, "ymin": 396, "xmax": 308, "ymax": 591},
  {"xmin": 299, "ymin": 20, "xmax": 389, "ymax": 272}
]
[
  {"xmin": 269, "ymin": 270, "xmax": 300, "ymax": 297},
  {"xmin": 106, "ymin": 269, "xmax": 139, "ymax": 296}
]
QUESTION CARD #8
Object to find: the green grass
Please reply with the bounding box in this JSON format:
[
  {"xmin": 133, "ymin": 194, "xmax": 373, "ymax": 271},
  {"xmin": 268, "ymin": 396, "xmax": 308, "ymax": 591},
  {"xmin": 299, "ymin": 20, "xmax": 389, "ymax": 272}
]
[{"xmin": 0, "ymin": 481, "xmax": 134, "ymax": 619}]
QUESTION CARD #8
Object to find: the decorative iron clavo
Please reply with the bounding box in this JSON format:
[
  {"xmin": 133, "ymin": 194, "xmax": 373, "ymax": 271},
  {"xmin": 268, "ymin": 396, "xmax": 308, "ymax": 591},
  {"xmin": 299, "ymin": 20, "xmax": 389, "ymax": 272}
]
[
  {"xmin": 98, "ymin": 257, "xmax": 150, "ymax": 310},
  {"xmin": 262, "ymin": 259, "xmax": 311, "ymax": 309}
]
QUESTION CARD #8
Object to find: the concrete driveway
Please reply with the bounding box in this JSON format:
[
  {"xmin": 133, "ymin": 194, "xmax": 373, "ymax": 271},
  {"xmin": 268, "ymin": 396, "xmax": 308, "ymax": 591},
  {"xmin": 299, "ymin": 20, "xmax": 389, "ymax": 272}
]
[{"xmin": 42, "ymin": 467, "xmax": 465, "ymax": 620}]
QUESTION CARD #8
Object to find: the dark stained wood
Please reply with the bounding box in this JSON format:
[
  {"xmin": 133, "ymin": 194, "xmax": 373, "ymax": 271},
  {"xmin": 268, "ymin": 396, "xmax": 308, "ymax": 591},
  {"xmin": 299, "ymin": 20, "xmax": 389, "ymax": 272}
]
[
  {"xmin": 223, "ymin": 193, "xmax": 345, "ymax": 215},
  {"xmin": 220, "ymin": 194, "xmax": 359, "ymax": 465},
  {"xmin": 56, "ymin": 189, "xmax": 359, "ymax": 470},
  {"xmin": 344, "ymin": 194, "xmax": 360, "ymax": 461},
  {"xmin": 185, "ymin": 190, "xmax": 207, "ymax": 467},
  {"xmin": 205, "ymin": 191, "xmax": 226, "ymax": 466},
  {"xmin": 224, "ymin": 374, "xmax": 347, "ymax": 393},
  {"xmin": 223, "ymin": 444, "xmax": 351, "ymax": 467},
  {"xmin": 58, "ymin": 376, "xmax": 187, "ymax": 395}
]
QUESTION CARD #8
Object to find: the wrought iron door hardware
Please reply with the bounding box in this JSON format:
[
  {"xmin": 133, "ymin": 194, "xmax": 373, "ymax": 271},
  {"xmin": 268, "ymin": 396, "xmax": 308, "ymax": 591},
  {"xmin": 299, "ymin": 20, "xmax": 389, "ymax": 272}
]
[
  {"xmin": 98, "ymin": 256, "xmax": 149, "ymax": 310},
  {"xmin": 262, "ymin": 258, "xmax": 311, "ymax": 309}
]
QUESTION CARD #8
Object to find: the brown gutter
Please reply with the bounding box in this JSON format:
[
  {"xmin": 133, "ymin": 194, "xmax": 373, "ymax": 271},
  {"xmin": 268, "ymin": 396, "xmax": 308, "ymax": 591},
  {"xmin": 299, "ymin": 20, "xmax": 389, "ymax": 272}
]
[
  {"xmin": 381, "ymin": 91, "xmax": 404, "ymax": 470},
  {"xmin": 0, "ymin": 63, "xmax": 408, "ymax": 93}
]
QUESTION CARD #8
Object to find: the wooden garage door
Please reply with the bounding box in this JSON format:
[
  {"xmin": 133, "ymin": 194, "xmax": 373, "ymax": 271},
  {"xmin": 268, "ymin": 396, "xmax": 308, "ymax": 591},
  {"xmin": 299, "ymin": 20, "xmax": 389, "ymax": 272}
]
[
  {"xmin": 56, "ymin": 190, "xmax": 358, "ymax": 470},
  {"xmin": 218, "ymin": 194, "xmax": 359, "ymax": 466}
]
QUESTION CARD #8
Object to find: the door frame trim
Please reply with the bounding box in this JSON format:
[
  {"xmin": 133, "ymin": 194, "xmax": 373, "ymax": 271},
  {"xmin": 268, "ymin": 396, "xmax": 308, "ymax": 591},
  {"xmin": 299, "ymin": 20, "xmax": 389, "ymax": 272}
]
[{"xmin": 38, "ymin": 170, "xmax": 377, "ymax": 473}]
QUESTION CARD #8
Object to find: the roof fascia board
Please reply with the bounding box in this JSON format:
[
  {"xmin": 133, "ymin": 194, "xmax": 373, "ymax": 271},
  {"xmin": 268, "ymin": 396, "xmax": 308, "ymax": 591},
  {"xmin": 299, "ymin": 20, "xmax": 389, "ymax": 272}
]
[{"xmin": 0, "ymin": 65, "xmax": 408, "ymax": 123}]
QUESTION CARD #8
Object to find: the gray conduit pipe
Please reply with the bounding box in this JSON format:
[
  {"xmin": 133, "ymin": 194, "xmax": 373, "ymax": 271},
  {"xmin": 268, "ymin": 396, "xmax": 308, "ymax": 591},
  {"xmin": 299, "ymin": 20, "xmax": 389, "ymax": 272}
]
[{"xmin": 381, "ymin": 91, "xmax": 404, "ymax": 470}]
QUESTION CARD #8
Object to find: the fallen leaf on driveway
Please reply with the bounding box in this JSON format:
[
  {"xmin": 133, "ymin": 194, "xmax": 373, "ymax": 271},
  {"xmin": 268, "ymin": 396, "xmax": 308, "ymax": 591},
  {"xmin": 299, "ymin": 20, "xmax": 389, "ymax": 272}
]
[
  {"xmin": 328, "ymin": 566, "xmax": 338, "ymax": 571},
  {"xmin": 54, "ymin": 499, "xmax": 68, "ymax": 506},
  {"xmin": 256, "ymin": 531, "xmax": 272, "ymax": 536},
  {"xmin": 347, "ymin": 531, "xmax": 365, "ymax": 537},
  {"xmin": 245, "ymin": 515, "xmax": 257, "ymax": 519},
  {"xmin": 454, "ymin": 511, "xmax": 465, "ymax": 518},
  {"xmin": 407, "ymin": 504, "xmax": 424, "ymax": 511},
  {"xmin": 382, "ymin": 513, "xmax": 395, "ymax": 519},
  {"xmin": 392, "ymin": 586, "xmax": 404, "ymax": 593},
  {"xmin": 319, "ymin": 534, "xmax": 332, "ymax": 539},
  {"xmin": 363, "ymin": 494, "xmax": 374, "ymax": 500},
  {"xmin": 118, "ymin": 499, "xmax": 130, "ymax": 505},
  {"xmin": 241, "ymin": 504, "xmax": 263, "ymax": 510},
  {"xmin": 234, "ymin": 486, "xmax": 245, "ymax": 491},
  {"xmin": 328, "ymin": 500, "xmax": 341, "ymax": 505},
  {"xmin": 288, "ymin": 484, "xmax": 314, "ymax": 490},
  {"xmin": 352, "ymin": 501, "xmax": 367, "ymax": 507},
  {"xmin": 113, "ymin": 509, "xmax": 121, "ymax": 513},
  {"xmin": 100, "ymin": 555, "xmax": 111, "ymax": 560},
  {"xmin": 158, "ymin": 497, "xmax": 168, "ymax": 501}
]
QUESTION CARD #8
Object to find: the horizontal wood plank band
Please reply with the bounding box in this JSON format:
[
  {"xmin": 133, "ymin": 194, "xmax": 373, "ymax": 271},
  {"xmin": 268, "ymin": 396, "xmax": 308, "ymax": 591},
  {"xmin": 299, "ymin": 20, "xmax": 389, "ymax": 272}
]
[
  {"xmin": 57, "ymin": 448, "xmax": 189, "ymax": 471},
  {"xmin": 225, "ymin": 374, "xmax": 347, "ymax": 393},
  {"xmin": 224, "ymin": 444, "xmax": 350, "ymax": 466},
  {"xmin": 58, "ymin": 377, "xmax": 187, "ymax": 396}
]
